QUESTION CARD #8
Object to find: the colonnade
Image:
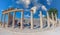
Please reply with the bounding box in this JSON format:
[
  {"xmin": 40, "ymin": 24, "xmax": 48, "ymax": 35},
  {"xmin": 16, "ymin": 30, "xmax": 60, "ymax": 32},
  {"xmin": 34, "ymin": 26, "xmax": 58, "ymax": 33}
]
[{"xmin": 0, "ymin": 9, "xmax": 57, "ymax": 30}]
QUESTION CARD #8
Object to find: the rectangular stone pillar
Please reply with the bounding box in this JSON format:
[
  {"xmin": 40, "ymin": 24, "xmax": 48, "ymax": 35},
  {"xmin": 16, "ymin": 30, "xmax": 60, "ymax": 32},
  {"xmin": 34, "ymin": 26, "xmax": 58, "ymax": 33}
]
[
  {"xmin": 47, "ymin": 12, "xmax": 50, "ymax": 28},
  {"xmin": 12, "ymin": 12, "xmax": 16, "ymax": 28},
  {"xmin": 40, "ymin": 11, "xmax": 43, "ymax": 30},
  {"xmin": 30, "ymin": 10, "xmax": 33, "ymax": 29}
]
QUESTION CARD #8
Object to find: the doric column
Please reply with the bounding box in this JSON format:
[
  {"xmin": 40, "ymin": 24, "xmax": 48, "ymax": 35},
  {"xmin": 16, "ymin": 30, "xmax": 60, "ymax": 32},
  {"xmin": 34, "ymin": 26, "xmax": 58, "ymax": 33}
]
[
  {"xmin": 7, "ymin": 13, "xmax": 9, "ymax": 27},
  {"xmin": 3, "ymin": 14, "xmax": 6, "ymax": 28},
  {"xmin": 12, "ymin": 12, "xmax": 16, "ymax": 28},
  {"xmin": 30, "ymin": 10, "xmax": 33, "ymax": 29},
  {"xmin": 20, "ymin": 10, "xmax": 24, "ymax": 29},
  {"xmin": 47, "ymin": 12, "xmax": 50, "ymax": 28},
  {"xmin": 40, "ymin": 11, "xmax": 43, "ymax": 30}
]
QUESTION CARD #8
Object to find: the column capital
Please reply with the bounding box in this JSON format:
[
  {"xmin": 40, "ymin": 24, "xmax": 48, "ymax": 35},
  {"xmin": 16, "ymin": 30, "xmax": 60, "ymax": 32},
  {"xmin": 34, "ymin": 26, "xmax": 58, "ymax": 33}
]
[{"xmin": 30, "ymin": 9, "xmax": 34, "ymax": 12}]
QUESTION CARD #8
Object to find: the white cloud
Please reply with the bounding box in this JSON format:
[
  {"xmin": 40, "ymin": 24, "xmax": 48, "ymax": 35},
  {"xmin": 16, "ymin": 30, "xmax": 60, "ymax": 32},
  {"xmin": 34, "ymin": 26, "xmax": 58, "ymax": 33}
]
[
  {"xmin": 47, "ymin": 0, "xmax": 50, "ymax": 5},
  {"xmin": 47, "ymin": 0, "xmax": 52, "ymax": 5},
  {"xmin": 23, "ymin": 0, "xmax": 31, "ymax": 8},
  {"xmin": 16, "ymin": 0, "xmax": 23, "ymax": 4},
  {"xmin": 16, "ymin": 1, "xmax": 20, "ymax": 4},
  {"xmin": 1, "ymin": 10, "xmax": 4, "ymax": 11},
  {"xmin": 24, "ymin": 14, "xmax": 30, "ymax": 18},
  {"xmin": 41, "ymin": 5, "xmax": 47, "ymax": 11},
  {"xmin": 8, "ymin": 5, "xmax": 13, "ymax": 8},
  {"xmin": 31, "ymin": 6, "xmax": 37, "ymax": 14},
  {"xmin": 16, "ymin": 0, "xmax": 31, "ymax": 8}
]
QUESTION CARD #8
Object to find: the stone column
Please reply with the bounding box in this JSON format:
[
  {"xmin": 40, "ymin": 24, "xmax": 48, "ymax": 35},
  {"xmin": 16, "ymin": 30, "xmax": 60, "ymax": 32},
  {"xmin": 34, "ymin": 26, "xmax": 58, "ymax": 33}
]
[
  {"xmin": 30, "ymin": 10, "xmax": 33, "ymax": 29},
  {"xmin": 47, "ymin": 12, "xmax": 50, "ymax": 28},
  {"xmin": 59, "ymin": 20, "xmax": 60, "ymax": 25},
  {"xmin": 12, "ymin": 12, "xmax": 16, "ymax": 28},
  {"xmin": 55, "ymin": 14, "xmax": 57, "ymax": 27},
  {"xmin": 52, "ymin": 13, "xmax": 55, "ymax": 27},
  {"xmin": 1, "ymin": 14, "xmax": 3, "ymax": 26},
  {"xmin": 3, "ymin": 14, "xmax": 6, "ymax": 28},
  {"xmin": 52, "ymin": 13, "xmax": 55, "ymax": 31},
  {"xmin": 55, "ymin": 14, "xmax": 57, "ymax": 23},
  {"xmin": 40, "ymin": 11, "xmax": 43, "ymax": 30},
  {"xmin": 20, "ymin": 10, "xmax": 24, "ymax": 29},
  {"xmin": 7, "ymin": 13, "xmax": 9, "ymax": 27}
]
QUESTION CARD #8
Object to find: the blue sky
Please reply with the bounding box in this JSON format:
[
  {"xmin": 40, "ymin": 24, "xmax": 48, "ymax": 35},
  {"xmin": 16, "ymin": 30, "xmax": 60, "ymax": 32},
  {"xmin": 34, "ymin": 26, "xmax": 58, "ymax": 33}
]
[{"xmin": 0, "ymin": 0, "xmax": 60, "ymax": 22}]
